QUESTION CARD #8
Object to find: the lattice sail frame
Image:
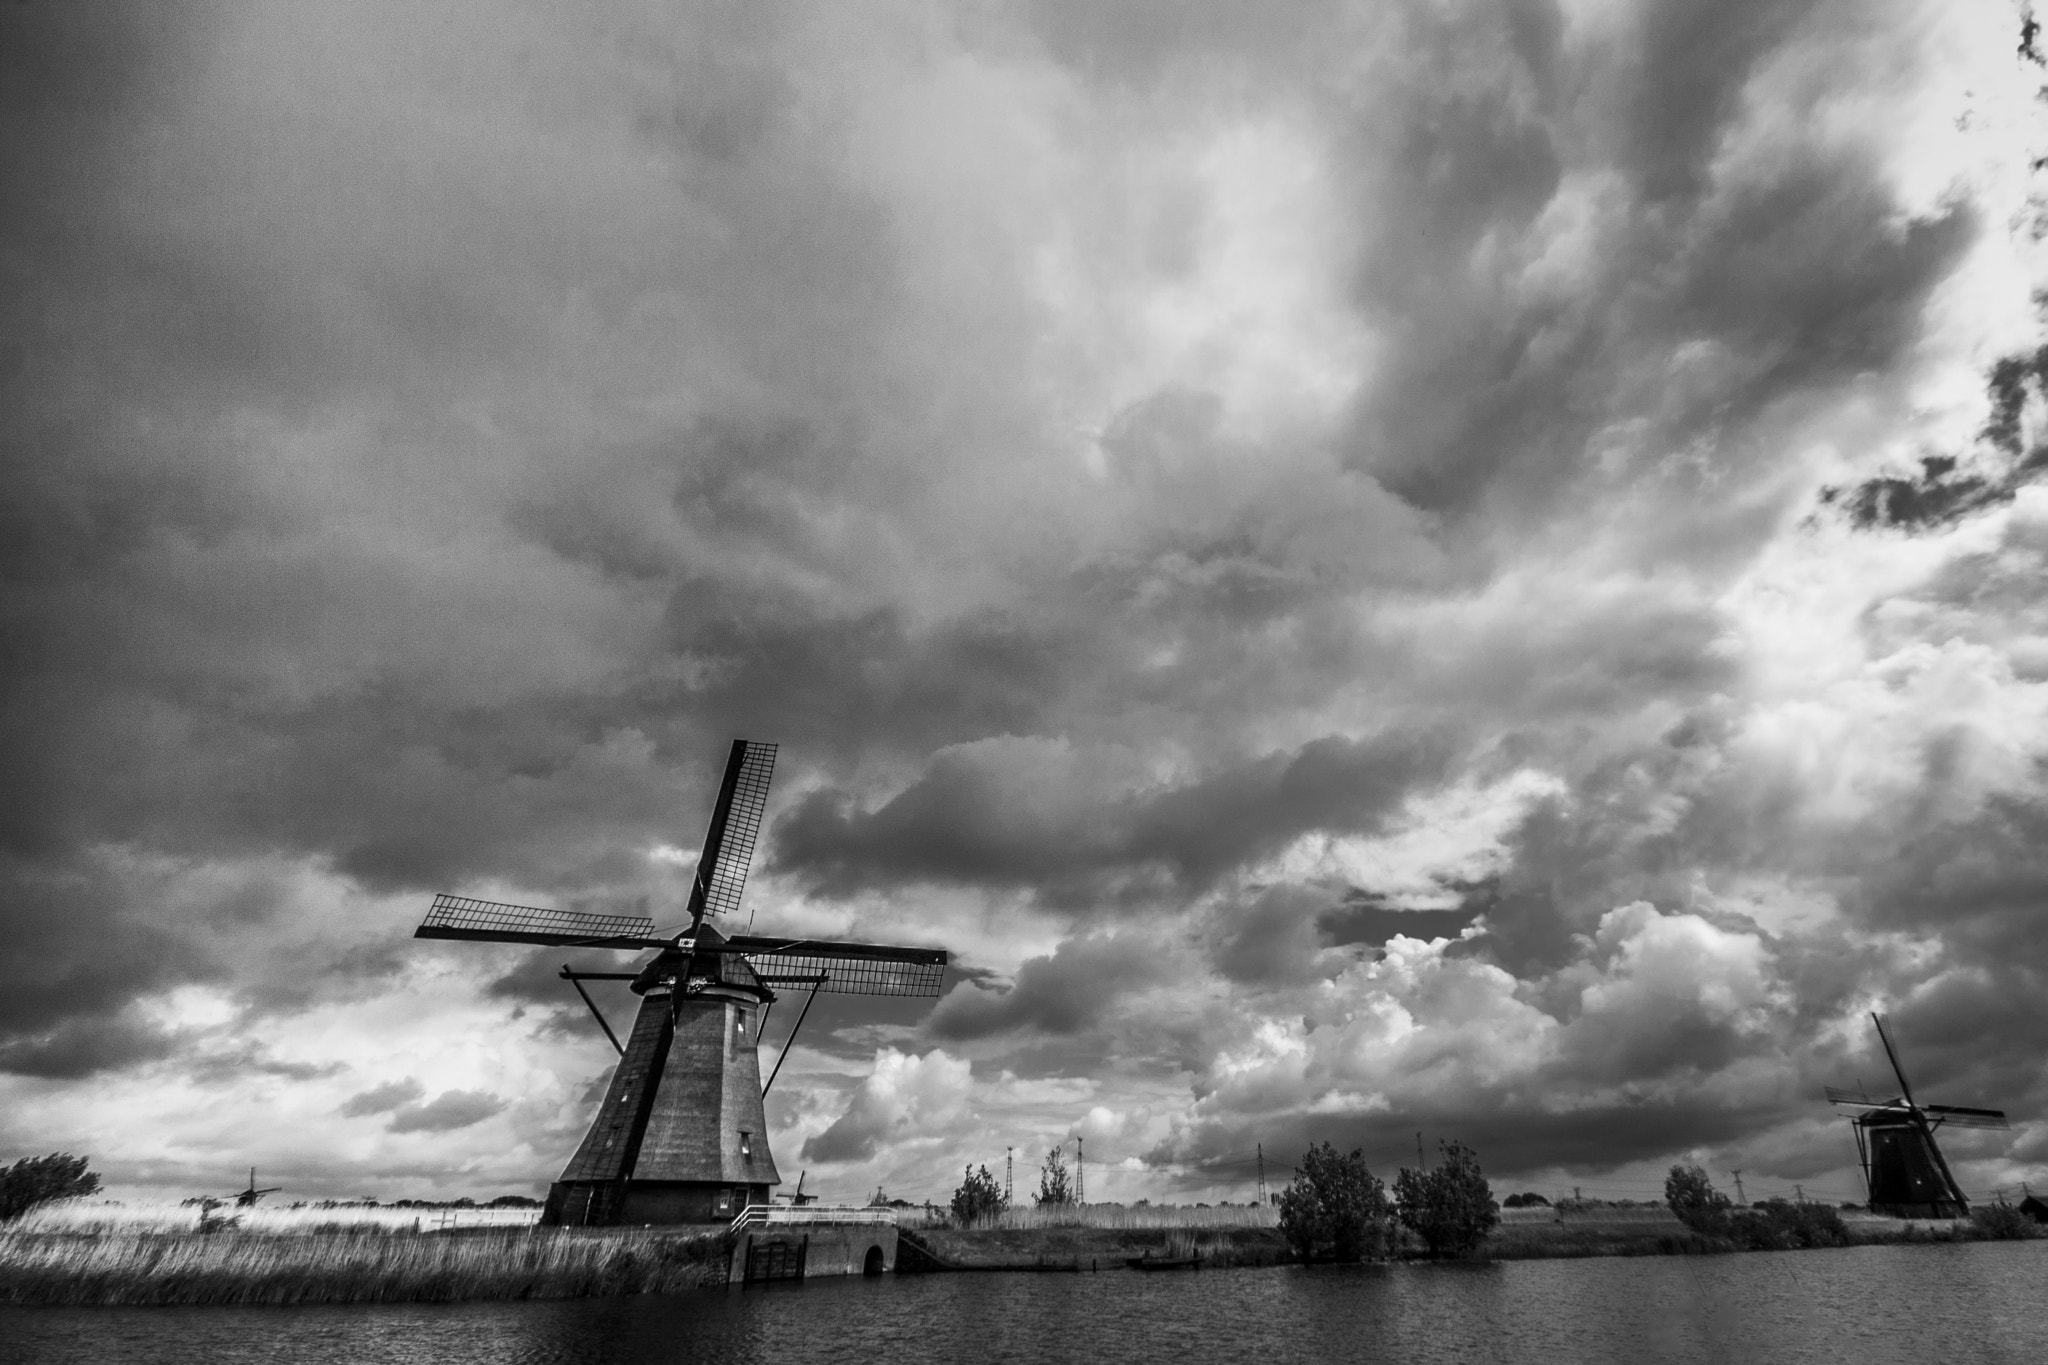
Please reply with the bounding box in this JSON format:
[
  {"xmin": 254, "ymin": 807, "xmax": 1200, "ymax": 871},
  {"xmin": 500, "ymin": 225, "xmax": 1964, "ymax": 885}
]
[
  {"xmin": 734, "ymin": 949, "xmax": 944, "ymax": 998},
  {"xmin": 421, "ymin": 894, "xmax": 655, "ymax": 943},
  {"xmin": 415, "ymin": 896, "xmax": 946, "ymax": 998},
  {"xmin": 692, "ymin": 740, "xmax": 777, "ymax": 921}
]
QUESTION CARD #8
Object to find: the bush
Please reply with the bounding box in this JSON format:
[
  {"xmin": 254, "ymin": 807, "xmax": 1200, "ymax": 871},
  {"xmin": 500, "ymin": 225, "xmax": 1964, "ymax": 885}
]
[
  {"xmin": 0, "ymin": 1154, "xmax": 101, "ymax": 1223},
  {"xmin": 1277, "ymin": 1142, "xmax": 1392, "ymax": 1263},
  {"xmin": 1394, "ymin": 1141, "xmax": 1499, "ymax": 1258},
  {"xmin": 950, "ymin": 1164, "xmax": 1006, "ymax": 1225},
  {"xmin": 1663, "ymin": 1165, "xmax": 1733, "ymax": 1235},
  {"xmin": 1970, "ymin": 1200, "xmax": 2043, "ymax": 1240},
  {"xmin": 1034, "ymin": 1147, "xmax": 1073, "ymax": 1207},
  {"xmin": 1502, "ymin": 1192, "xmax": 1550, "ymax": 1208},
  {"xmin": 1730, "ymin": 1200, "xmax": 1848, "ymax": 1250}
]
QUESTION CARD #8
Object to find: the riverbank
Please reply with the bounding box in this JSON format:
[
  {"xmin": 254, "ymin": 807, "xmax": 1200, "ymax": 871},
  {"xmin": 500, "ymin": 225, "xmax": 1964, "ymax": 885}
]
[{"xmin": 4, "ymin": 1205, "xmax": 2037, "ymax": 1306}]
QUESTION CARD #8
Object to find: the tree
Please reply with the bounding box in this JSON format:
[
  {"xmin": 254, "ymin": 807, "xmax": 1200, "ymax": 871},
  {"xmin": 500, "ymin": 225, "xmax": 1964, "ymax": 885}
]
[
  {"xmin": 1034, "ymin": 1146, "xmax": 1073, "ymax": 1206},
  {"xmin": 1663, "ymin": 1164, "xmax": 1732, "ymax": 1234},
  {"xmin": 1394, "ymin": 1140, "xmax": 1499, "ymax": 1258},
  {"xmin": 1276, "ymin": 1142, "xmax": 1391, "ymax": 1262},
  {"xmin": 0, "ymin": 1153, "xmax": 102, "ymax": 1223},
  {"xmin": 950, "ymin": 1164, "xmax": 1006, "ymax": 1225}
]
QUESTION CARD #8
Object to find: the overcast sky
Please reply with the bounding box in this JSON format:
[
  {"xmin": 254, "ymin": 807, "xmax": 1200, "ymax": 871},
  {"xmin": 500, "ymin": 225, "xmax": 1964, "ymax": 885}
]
[{"xmin": 6, "ymin": 0, "xmax": 2048, "ymax": 1210}]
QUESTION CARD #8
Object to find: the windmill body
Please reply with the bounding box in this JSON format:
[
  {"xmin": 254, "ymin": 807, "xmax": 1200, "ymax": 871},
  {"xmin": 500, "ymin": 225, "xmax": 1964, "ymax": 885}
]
[
  {"xmin": 547, "ymin": 927, "xmax": 780, "ymax": 1225},
  {"xmin": 1827, "ymin": 1013, "xmax": 2009, "ymax": 1219},
  {"xmin": 413, "ymin": 741, "xmax": 946, "ymax": 1227}
]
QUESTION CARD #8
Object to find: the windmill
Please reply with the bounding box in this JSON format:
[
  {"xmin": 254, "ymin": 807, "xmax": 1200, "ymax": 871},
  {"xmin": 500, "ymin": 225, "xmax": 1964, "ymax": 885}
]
[
  {"xmin": 230, "ymin": 1168, "xmax": 280, "ymax": 1208},
  {"xmin": 1825, "ymin": 1012, "xmax": 2009, "ymax": 1218},
  {"xmin": 413, "ymin": 739, "xmax": 947, "ymax": 1227}
]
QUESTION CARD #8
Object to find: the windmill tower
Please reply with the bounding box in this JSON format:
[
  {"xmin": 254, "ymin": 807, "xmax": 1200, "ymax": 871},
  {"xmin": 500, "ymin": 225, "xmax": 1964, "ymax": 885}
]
[
  {"xmin": 1826, "ymin": 1012, "xmax": 2009, "ymax": 1219},
  {"xmin": 414, "ymin": 740, "xmax": 948, "ymax": 1227}
]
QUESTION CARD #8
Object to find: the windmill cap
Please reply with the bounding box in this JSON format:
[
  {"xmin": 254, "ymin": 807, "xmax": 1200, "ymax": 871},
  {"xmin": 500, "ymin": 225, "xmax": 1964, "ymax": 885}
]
[{"xmin": 629, "ymin": 924, "xmax": 770, "ymax": 998}]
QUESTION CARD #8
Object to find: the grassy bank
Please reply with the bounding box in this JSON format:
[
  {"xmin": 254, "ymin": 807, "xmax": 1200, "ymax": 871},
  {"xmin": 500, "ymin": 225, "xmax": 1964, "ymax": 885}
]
[
  {"xmin": 908, "ymin": 1224, "xmax": 1291, "ymax": 1270},
  {"xmin": 0, "ymin": 1226, "xmax": 728, "ymax": 1307}
]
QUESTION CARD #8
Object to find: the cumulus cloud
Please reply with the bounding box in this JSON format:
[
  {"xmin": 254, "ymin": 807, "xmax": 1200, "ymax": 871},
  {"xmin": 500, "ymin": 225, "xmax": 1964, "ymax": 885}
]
[{"xmin": 801, "ymin": 1049, "xmax": 973, "ymax": 1163}]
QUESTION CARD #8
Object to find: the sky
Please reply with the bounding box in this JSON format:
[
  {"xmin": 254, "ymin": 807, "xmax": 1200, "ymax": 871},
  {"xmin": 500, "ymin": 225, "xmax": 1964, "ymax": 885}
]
[{"xmin": 5, "ymin": 0, "xmax": 2048, "ymax": 1211}]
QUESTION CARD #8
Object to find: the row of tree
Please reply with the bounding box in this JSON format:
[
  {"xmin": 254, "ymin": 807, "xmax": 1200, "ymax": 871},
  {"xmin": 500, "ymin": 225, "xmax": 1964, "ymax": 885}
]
[
  {"xmin": 946, "ymin": 1138, "xmax": 1503, "ymax": 1260},
  {"xmin": 1277, "ymin": 1139, "xmax": 1499, "ymax": 1261}
]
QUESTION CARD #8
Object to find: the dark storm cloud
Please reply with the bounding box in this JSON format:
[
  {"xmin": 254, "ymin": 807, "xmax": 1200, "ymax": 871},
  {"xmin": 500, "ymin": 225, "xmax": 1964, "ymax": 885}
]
[
  {"xmin": 1825, "ymin": 345, "xmax": 2048, "ymax": 531},
  {"xmin": 776, "ymin": 730, "xmax": 1454, "ymax": 901},
  {"xmin": 0, "ymin": 1014, "xmax": 181, "ymax": 1081},
  {"xmin": 338, "ymin": 1078, "xmax": 425, "ymax": 1118},
  {"xmin": 927, "ymin": 934, "xmax": 1164, "ymax": 1041},
  {"xmin": 386, "ymin": 1090, "xmax": 507, "ymax": 1134}
]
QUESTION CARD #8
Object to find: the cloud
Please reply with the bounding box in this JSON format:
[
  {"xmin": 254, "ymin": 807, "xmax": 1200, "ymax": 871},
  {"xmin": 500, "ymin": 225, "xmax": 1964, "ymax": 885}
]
[
  {"xmin": 775, "ymin": 730, "xmax": 1454, "ymax": 902},
  {"xmin": 1, "ymin": 0, "xmax": 2044, "ymax": 1209},
  {"xmin": 801, "ymin": 1049, "xmax": 973, "ymax": 1163},
  {"xmin": 338, "ymin": 1079, "xmax": 425, "ymax": 1118},
  {"xmin": 385, "ymin": 1090, "xmax": 508, "ymax": 1135}
]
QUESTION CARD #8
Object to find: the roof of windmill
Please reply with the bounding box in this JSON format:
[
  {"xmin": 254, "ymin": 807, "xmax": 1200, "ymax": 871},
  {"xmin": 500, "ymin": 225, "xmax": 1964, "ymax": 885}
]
[{"xmin": 628, "ymin": 924, "xmax": 769, "ymax": 997}]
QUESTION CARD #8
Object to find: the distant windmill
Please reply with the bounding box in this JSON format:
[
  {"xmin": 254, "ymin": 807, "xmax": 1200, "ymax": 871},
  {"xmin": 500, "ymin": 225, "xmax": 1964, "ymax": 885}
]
[
  {"xmin": 231, "ymin": 1168, "xmax": 280, "ymax": 1208},
  {"xmin": 413, "ymin": 740, "xmax": 948, "ymax": 1227},
  {"xmin": 1825, "ymin": 1012, "xmax": 2010, "ymax": 1218}
]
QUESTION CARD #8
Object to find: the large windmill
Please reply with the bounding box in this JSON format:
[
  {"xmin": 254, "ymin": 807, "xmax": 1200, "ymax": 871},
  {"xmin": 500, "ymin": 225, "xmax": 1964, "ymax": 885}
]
[
  {"xmin": 1825, "ymin": 1012, "xmax": 2009, "ymax": 1219},
  {"xmin": 414, "ymin": 740, "xmax": 947, "ymax": 1227}
]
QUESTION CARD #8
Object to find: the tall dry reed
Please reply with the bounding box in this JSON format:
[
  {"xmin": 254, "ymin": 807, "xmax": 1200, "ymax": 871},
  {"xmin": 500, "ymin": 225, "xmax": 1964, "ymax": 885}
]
[
  {"xmin": 17, "ymin": 1201, "xmax": 541, "ymax": 1236},
  {"xmin": 0, "ymin": 1226, "xmax": 725, "ymax": 1306}
]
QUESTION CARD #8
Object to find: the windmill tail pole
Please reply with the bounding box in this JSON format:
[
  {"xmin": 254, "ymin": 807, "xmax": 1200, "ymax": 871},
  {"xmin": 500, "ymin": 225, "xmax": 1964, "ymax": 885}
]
[
  {"xmin": 564, "ymin": 967, "xmax": 624, "ymax": 1056},
  {"xmin": 762, "ymin": 975, "xmax": 826, "ymax": 1098},
  {"xmin": 1874, "ymin": 1012, "xmax": 1918, "ymax": 1109}
]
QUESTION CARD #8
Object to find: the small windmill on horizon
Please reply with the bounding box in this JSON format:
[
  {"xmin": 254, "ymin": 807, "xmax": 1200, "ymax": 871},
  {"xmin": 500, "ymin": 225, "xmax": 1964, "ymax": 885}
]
[
  {"xmin": 1825, "ymin": 1012, "xmax": 2010, "ymax": 1218},
  {"xmin": 413, "ymin": 740, "xmax": 948, "ymax": 1227}
]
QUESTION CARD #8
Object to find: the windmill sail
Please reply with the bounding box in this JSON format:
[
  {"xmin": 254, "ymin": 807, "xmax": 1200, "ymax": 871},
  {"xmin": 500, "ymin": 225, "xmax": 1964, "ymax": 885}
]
[
  {"xmin": 687, "ymin": 740, "xmax": 777, "ymax": 922},
  {"xmin": 722, "ymin": 936, "xmax": 947, "ymax": 998},
  {"xmin": 416, "ymin": 894, "xmax": 660, "ymax": 947},
  {"xmin": 1921, "ymin": 1104, "xmax": 2010, "ymax": 1129}
]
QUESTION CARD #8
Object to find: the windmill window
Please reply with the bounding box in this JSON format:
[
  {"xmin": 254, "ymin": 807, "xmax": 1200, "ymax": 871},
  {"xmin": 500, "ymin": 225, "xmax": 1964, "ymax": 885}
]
[{"xmin": 739, "ymin": 1131, "xmax": 752, "ymax": 1160}]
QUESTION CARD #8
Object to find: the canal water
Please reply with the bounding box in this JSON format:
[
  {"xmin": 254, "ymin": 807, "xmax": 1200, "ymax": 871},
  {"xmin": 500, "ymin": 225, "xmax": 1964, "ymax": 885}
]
[{"xmin": 4, "ymin": 1240, "xmax": 2044, "ymax": 1364}]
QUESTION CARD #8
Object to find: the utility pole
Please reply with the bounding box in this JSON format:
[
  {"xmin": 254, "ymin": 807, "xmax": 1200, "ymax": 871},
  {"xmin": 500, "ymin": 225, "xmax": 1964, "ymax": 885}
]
[
  {"xmin": 1794, "ymin": 1183, "xmax": 1805, "ymax": 1205},
  {"xmin": 1257, "ymin": 1143, "xmax": 1269, "ymax": 1206},
  {"xmin": 1417, "ymin": 1132, "xmax": 1427, "ymax": 1171},
  {"xmin": 1075, "ymin": 1135, "xmax": 1084, "ymax": 1205},
  {"xmin": 1730, "ymin": 1170, "xmax": 1747, "ymax": 1206},
  {"xmin": 1006, "ymin": 1147, "xmax": 1014, "ymax": 1206}
]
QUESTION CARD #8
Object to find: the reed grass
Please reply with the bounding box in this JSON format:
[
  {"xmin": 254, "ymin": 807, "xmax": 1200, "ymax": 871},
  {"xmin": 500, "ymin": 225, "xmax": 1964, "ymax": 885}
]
[
  {"xmin": 0, "ymin": 1226, "xmax": 725, "ymax": 1306},
  {"xmin": 17, "ymin": 1201, "xmax": 541, "ymax": 1236}
]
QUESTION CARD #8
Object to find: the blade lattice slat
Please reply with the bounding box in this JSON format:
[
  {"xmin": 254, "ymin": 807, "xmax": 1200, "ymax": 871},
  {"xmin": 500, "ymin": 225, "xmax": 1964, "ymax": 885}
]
[
  {"xmin": 693, "ymin": 741, "xmax": 777, "ymax": 919},
  {"xmin": 420, "ymin": 894, "xmax": 653, "ymax": 943},
  {"xmin": 1924, "ymin": 1105, "xmax": 2011, "ymax": 1129},
  {"xmin": 731, "ymin": 949, "xmax": 944, "ymax": 998}
]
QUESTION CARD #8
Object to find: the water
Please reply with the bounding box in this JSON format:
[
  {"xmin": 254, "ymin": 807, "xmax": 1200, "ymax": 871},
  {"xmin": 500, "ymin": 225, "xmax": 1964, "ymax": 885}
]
[{"xmin": 5, "ymin": 1241, "xmax": 2045, "ymax": 1365}]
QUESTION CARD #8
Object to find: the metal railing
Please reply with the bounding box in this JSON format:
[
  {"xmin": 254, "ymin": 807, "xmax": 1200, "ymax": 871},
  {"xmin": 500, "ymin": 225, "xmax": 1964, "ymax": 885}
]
[{"xmin": 730, "ymin": 1203, "xmax": 898, "ymax": 1234}]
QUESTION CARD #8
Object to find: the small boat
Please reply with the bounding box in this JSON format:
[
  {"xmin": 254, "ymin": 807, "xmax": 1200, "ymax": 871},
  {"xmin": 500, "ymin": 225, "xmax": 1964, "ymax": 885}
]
[{"xmin": 1125, "ymin": 1253, "xmax": 1202, "ymax": 1271}]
